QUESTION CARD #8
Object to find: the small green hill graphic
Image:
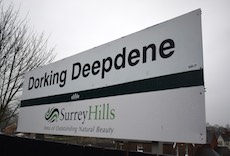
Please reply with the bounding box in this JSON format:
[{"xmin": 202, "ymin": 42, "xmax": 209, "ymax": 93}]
[{"xmin": 45, "ymin": 107, "xmax": 59, "ymax": 122}]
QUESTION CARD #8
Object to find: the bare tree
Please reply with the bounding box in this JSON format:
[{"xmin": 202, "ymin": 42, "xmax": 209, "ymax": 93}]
[{"xmin": 0, "ymin": 1, "xmax": 55, "ymax": 130}]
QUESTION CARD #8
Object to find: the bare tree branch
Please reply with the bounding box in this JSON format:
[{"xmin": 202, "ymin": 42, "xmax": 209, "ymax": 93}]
[{"xmin": 0, "ymin": 1, "xmax": 55, "ymax": 130}]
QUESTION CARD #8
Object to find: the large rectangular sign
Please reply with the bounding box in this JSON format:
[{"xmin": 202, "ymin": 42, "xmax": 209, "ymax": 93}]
[{"xmin": 17, "ymin": 9, "xmax": 206, "ymax": 143}]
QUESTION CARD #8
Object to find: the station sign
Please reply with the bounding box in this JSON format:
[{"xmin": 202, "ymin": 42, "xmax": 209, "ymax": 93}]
[{"xmin": 17, "ymin": 9, "xmax": 206, "ymax": 144}]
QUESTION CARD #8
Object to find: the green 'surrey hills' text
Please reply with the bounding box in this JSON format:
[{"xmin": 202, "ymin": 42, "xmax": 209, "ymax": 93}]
[{"xmin": 59, "ymin": 104, "xmax": 115, "ymax": 124}]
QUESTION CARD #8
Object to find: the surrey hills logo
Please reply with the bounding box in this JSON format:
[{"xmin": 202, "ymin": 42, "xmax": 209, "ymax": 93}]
[
  {"xmin": 45, "ymin": 107, "xmax": 59, "ymax": 122},
  {"xmin": 44, "ymin": 104, "xmax": 116, "ymax": 124}
]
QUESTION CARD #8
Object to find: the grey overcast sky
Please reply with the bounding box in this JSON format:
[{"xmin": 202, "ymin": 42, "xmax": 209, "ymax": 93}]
[{"xmin": 3, "ymin": 0, "xmax": 230, "ymax": 126}]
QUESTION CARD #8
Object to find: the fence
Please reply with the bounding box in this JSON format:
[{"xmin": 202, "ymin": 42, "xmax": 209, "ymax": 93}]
[{"xmin": 0, "ymin": 134, "xmax": 157, "ymax": 156}]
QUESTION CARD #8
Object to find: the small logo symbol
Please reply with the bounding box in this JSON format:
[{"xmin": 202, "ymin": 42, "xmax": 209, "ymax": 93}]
[
  {"xmin": 45, "ymin": 107, "xmax": 59, "ymax": 122},
  {"xmin": 71, "ymin": 93, "xmax": 80, "ymax": 100}
]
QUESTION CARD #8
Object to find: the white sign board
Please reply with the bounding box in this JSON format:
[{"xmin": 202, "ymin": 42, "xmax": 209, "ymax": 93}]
[{"xmin": 17, "ymin": 9, "xmax": 206, "ymax": 144}]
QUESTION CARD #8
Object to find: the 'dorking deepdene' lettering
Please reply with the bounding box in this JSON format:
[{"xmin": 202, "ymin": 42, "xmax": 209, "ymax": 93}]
[{"xmin": 28, "ymin": 39, "xmax": 175, "ymax": 90}]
